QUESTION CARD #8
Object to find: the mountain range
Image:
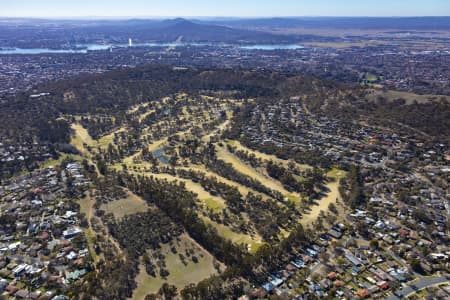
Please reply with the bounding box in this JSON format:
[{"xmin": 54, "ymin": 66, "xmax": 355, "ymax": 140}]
[{"xmin": 1, "ymin": 16, "xmax": 449, "ymax": 48}]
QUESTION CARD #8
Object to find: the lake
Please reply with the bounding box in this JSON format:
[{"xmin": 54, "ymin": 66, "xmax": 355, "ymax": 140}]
[
  {"xmin": 0, "ymin": 43, "xmax": 304, "ymax": 55},
  {"xmin": 240, "ymin": 44, "xmax": 304, "ymax": 50},
  {"xmin": 153, "ymin": 148, "xmax": 169, "ymax": 165}
]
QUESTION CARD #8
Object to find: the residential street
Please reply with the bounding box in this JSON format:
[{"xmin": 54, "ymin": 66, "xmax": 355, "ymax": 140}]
[{"xmin": 387, "ymin": 276, "xmax": 449, "ymax": 300}]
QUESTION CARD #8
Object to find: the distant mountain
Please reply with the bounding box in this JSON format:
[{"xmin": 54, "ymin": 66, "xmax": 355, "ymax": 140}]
[
  {"xmin": 207, "ymin": 17, "xmax": 450, "ymax": 31},
  {"xmin": 0, "ymin": 18, "xmax": 300, "ymax": 46},
  {"xmin": 135, "ymin": 18, "xmax": 294, "ymax": 43}
]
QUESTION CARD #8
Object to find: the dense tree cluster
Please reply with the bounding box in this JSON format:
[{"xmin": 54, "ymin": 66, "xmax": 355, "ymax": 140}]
[
  {"xmin": 108, "ymin": 212, "xmax": 182, "ymax": 258},
  {"xmin": 339, "ymin": 165, "xmax": 365, "ymax": 209}
]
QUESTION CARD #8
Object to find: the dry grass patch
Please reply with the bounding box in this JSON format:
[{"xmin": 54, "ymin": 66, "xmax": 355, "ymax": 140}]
[
  {"xmin": 40, "ymin": 153, "xmax": 83, "ymax": 169},
  {"xmin": 101, "ymin": 191, "xmax": 149, "ymax": 220},
  {"xmin": 97, "ymin": 127, "xmax": 126, "ymax": 149},
  {"xmin": 131, "ymin": 234, "xmax": 219, "ymax": 300},
  {"xmin": 300, "ymin": 168, "xmax": 346, "ymax": 226},
  {"xmin": 77, "ymin": 192, "xmax": 100, "ymax": 262},
  {"xmin": 200, "ymin": 216, "xmax": 263, "ymax": 253},
  {"xmin": 70, "ymin": 123, "xmax": 95, "ymax": 155},
  {"xmin": 365, "ymin": 89, "xmax": 449, "ymax": 105}
]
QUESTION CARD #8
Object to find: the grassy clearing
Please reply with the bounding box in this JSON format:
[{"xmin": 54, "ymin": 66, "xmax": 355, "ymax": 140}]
[
  {"xmin": 71, "ymin": 123, "xmax": 95, "ymax": 155},
  {"xmin": 78, "ymin": 193, "xmax": 92, "ymax": 221},
  {"xmin": 365, "ymin": 89, "xmax": 450, "ymax": 105},
  {"xmin": 132, "ymin": 234, "xmax": 218, "ymax": 300},
  {"xmin": 200, "ymin": 216, "xmax": 263, "ymax": 253},
  {"xmin": 77, "ymin": 193, "xmax": 99, "ymax": 262},
  {"xmin": 40, "ymin": 153, "xmax": 83, "ymax": 169},
  {"xmin": 300, "ymin": 168, "xmax": 346, "ymax": 226},
  {"xmin": 327, "ymin": 168, "xmax": 346, "ymax": 180},
  {"xmin": 303, "ymin": 41, "xmax": 388, "ymax": 49},
  {"xmin": 84, "ymin": 228, "xmax": 98, "ymax": 262},
  {"xmin": 72, "ymin": 122, "xmax": 125, "ymax": 151},
  {"xmin": 148, "ymin": 138, "xmax": 168, "ymax": 152},
  {"xmin": 101, "ymin": 191, "xmax": 149, "ymax": 220},
  {"xmin": 364, "ymin": 72, "xmax": 379, "ymax": 82},
  {"xmin": 96, "ymin": 127, "xmax": 126, "ymax": 149}
]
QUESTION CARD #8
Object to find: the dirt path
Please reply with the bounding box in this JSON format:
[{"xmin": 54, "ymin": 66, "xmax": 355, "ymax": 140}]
[{"xmin": 78, "ymin": 191, "xmax": 100, "ymax": 263}]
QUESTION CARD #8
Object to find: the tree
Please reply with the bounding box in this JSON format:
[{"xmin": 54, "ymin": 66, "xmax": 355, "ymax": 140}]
[
  {"xmin": 410, "ymin": 259, "xmax": 424, "ymax": 274},
  {"xmin": 159, "ymin": 283, "xmax": 177, "ymax": 300},
  {"xmin": 97, "ymin": 159, "xmax": 108, "ymax": 175},
  {"xmin": 369, "ymin": 239, "xmax": 379, "ymax": 250},
  {"xmin": 328, "ymin": 203, "xmax": 338, "ymax": 215},
  {"xmin": 320, "ymin": 252, "xmax": 330, "ymax": 264},
  {"xmin": 355, "ymin": 221, "xmax": 370, "ymax": 239}
]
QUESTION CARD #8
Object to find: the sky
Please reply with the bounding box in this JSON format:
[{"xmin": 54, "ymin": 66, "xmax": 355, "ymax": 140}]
[{"xmin": 1, "ymin": 0, "xmax": 449, "ymax": 18}]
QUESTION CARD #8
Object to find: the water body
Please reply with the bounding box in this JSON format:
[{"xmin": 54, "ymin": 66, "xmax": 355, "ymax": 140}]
[
  {"xmin": 0, "ymin": 48, "xmax": 90, "ymax": 54},
  {"xmin": 153, "ymin": 148, "xmax": 169, "ymax": 165},
  {"xmin": 240, "ymin": 44, "xmax": 304, "ymax": 50},
  {"xmin": 0, "ymin": 43, "xmax": 304, "ymax": 54}
]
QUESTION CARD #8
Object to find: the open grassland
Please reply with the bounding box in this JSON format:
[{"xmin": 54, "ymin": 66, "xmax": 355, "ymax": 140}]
[
  {"xmin": 303, "ymin": 41, "xmax": 388, "ymax": 49},
  {"xmin": 365, "ymin": 89, "xmax": 450, "ymax": 105},
  {"xmin": 77, "ymin": 193, "xmax": 100, "ymax": 262},
  {"xmin": 132, "ymin": 234, "xmax": 219, "ymax": 300},
  {"xmin": 96, "ymin": 127, "xmax": 126, "ymax": 149},
  {"xmin": 72, "ymin": 122, "xmax": 126, "ymax": 151},
  {"xmin": 71, "ymin": 123, "xmax": 95, "ymax": 156},
  {"xmin": 147, "ymin": 138, "xmax": 168, "ymax": 152},
  {"xmin": 364, "ymin": 72, "xmax": 379, "ymax": 82},
  {"xmin": 101, "ymin": 191, "xmax": 149, "ymax": 220},
  {"xmin": 40, "ymin": 153, "xmax": 83, "ymax": 169},
  {"xmin": 200, "ymin": 216, "xmax": 263, "ymax": 253}
]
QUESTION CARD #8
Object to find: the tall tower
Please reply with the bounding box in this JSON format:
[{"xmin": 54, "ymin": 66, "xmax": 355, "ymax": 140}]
[{"xmin": 128, "ymin": 38, "xmax": 133, "ymax": 47}]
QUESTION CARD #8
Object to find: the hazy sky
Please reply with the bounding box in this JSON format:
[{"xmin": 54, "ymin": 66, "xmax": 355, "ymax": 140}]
[{"xmin": 1, "ymin": 0, "xmax": 449, "ymax": 17}]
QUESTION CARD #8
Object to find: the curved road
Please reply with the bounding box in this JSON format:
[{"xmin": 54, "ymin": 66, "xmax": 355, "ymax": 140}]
[{"xmin": 387, "ymin": 276, "xmax": 449, "ymax": 300}]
